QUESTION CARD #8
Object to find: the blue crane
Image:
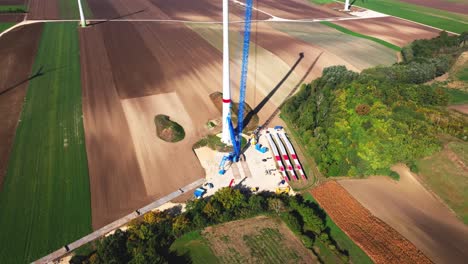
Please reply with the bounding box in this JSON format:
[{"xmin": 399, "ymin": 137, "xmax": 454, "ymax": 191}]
[{"xmin": 219, "ymin": 0, "xmax": 254, "ymax": 175}]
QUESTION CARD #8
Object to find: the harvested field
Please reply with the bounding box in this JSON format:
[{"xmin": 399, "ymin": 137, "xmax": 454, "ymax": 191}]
[
  {"xmin": 151, "ymin": 0, "xmax": 270, "ymax": 21},
  {"xmin": 333, "ymin": 17, "xmax": 442, "ymax": 47},
  {"xmin": 271, "ymin": 22, "xmax": 397, "ymax": 70},
  {"xmin": 311, "ymin": 181, "xmax": 432, "ymax": 264},
  {"xmin": 87, "ymin": 0, "xmax": 169, "ymax": 20},
  {"xmin": 80, "ymin": 22, "xmax": 225, "ymax": 228},
  {"xmin": 202, "ymin": 216, "xmax": 317, "ymax": 263},
  {"xmin": 244, "ymin": 0, "xmax": 346, "ymax": 19},
  {"xmin": 121, "ymin": 93, "xmax": 209, "ymax": 199},
  {"xmin": 0, "ymin": 23, "xmax": 42, "ymax": 188},
  {"xmin": 79, "ymin": 25, "xmax": 149, "ymax": 229},
  {"xmin": 28, "ymin": 0, "xmax": 59, "ymax": 19},
  {"xmin": 400, "ymin": 0, "xmax": 468, "ymax": 15},
  {"xmin": 0, "ymin": 13, "xmax": 23, "ymax": 22},
  {"xmin": 0, "ymin": 0, "xmax": 23, "ymax": 4},
  {"xmin": 188, "ymin": 23, "xmax": 302, "ymax": 122},
  {"xmin": 340, "ymin": 165, "xmax": 468, "ymax": 264}
]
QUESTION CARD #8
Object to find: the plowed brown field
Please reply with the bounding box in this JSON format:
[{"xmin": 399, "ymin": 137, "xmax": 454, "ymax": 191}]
[
  {"xmin": 332, "ymin": 17, "xmax": 441, "ymax": 47},
  {"xmin": 311, "ymin": 181, "xmax": 432, "ymax": 264},
  {"xmin": 79, "ymin": 22, "xmax": 224, "ymax": 228},
  {"xmin": 79, "ymin": 25, "xmax": 150, "ymax": 229},
  {"xmin": 0, "ymin": 0, "xmax": 23, "ymax": 4},
  {"xmin": 0, "ymin": 23, "xmax": 43, "ymax": 189},
  {"xmin": 27, "ymin": 0, "xmax": 59, "ymax": 20},
  {"xmin": 243, "ymin": 0, "xmax": 346, "ymax": 19},
  {"xmin": 0, "ymin": 14, "xmax": 24, "ymax": 22}
]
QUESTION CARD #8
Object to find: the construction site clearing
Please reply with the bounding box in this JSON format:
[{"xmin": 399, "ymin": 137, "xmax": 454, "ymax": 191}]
[{"xmin": 194, "ymin": 127, "xmax": 308, "ymax": 197}]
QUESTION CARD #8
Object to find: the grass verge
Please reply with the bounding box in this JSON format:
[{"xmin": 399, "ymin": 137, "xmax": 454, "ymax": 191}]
[
  {"xmin": 0, "ymin": 5, "xmax": 26, "ymax": 13},
  {"xmin": 0, "ymin": 22, "xmax": 92, "ymax": 263},
  {"xmin": 416, "ymin": 141, "xmax": 468, "ymax": 224},
  {"xmin": 320, "ymin": 21, "xmax": 402, "ymax": 51},
  {"xmin": 339, "ymin": 0, "xmax": 468, "ymax": 34},
  {"xmin": 304, "ymin": 193, "xmax": 373, "ymax": 264}
]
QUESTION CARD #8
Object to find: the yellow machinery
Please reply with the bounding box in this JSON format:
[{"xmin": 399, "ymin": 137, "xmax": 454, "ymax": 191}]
[
  {"xmin": 275, "ymin": 186, "xmax": 290, "ymax": 194},
  {"xmin": 250, "ymin": 134, "xmax": 257, "ymax": 145}
]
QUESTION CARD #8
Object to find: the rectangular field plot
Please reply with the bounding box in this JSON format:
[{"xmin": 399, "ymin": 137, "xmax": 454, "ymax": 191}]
[
  {"xmin": 173, "ymin": 216, "xmax": 318, "ymax": 264},
  {"xmin": 0, "ymin": 22, "xmax": 92, "ymax": 263}
]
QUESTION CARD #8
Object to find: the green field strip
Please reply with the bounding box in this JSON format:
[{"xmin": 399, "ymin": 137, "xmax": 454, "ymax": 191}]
[
  {"xmin": 0, "ymin": 22, "xmax": 92, "ymax": 263},
  {"xmin": 0, "ymin": 22, "xmax": 15, "ymax": 33},
  {"xmin": 337, "ymin": 0, "xmax": 468, "ymax": 34},
  {"xmin": 0, "ymin": 5, "xmax": 26, "ymax": 13},
  {"xmin": 320, "ymin": 21, "xmax": 402, "ymax": 51}
]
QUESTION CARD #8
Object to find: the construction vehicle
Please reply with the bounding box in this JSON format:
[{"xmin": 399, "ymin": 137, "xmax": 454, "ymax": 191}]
[{"xmin": 218, "ymin": 0, "xmax": 254, "ymax": 171}]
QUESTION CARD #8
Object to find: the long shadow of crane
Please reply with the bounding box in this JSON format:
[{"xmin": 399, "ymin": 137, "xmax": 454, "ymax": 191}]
[
  {"xmin": 243, "ymin": 52, "xmax": 305, "ymax": 128},
  {"xmin": 255, "ymin": 51, "xmax": 323, "ymax": 129}
]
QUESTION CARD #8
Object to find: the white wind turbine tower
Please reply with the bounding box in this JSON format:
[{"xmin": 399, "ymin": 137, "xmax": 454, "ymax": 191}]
[
  {"xmin": 221, "ymin": 0, "xmax": 232, "ymax": 144},
  {"xmin": 344, "ymin": 0, "xmax": 351, "ymax": 11},
  {"xmin": 77, "ymin": 0, "xmax": 86, "ymax": 27}
]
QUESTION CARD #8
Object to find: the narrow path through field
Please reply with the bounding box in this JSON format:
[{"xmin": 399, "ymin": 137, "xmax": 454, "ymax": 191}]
[{"xmin": 34, "ymin": 178, "xmax": 205, "ymax": 264}]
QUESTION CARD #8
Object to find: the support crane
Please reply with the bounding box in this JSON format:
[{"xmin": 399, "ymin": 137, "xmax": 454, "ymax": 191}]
[{"xmin": 219, "ymin": 0, "xmax": 254, "ymax": 174}]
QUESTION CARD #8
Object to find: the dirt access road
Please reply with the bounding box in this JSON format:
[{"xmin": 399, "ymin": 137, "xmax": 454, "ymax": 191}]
[
  {"xmin": 340, "ymin": 165, "xmax": 468, "ymax": 264},
  {"xmin": 0, "ymin": 23, "xmax": 43, "ymax": 189}
]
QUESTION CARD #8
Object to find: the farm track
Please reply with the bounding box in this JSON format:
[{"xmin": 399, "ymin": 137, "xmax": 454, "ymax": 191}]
[{"xmin": 311, "ymin": 181, "xmax": 432, "ymax": 264}]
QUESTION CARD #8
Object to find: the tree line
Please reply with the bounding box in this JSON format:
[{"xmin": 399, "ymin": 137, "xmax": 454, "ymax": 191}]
[
  {"xmin": 71, "ymin": 188, "xmax": 349, "ymax": 263},
  {"xmin": 281, "ymin": 31, "xmax": 467, "ymax": 177}
]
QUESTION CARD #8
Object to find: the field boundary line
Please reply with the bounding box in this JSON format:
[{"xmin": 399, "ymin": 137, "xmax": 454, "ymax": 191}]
[{"xmin": 34, "ymin": 178, "xmax": 205, "ymax": 264}]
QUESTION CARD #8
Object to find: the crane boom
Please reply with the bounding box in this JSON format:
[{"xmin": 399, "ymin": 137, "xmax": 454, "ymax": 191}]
[{"xmin": 234, "ymin": 0, "xmax": 254, "ymax": 156}]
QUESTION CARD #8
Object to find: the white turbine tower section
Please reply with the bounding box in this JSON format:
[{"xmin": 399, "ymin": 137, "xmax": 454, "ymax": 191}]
[
  {"xmin": 221, "ymin": 0, "xmax": 232, "ymax": 144},
  {"xmin": 344, "ymin": 0, "xmax": 351, "ymax": 11},
  {"xmin": 77, "ymin": 0, "xmax": 86, "ymax": 27}
]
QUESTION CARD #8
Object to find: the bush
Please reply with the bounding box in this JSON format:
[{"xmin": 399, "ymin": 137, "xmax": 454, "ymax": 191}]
[{"xmin": 282, "ymin": 212, "xmax": 302, "ymax": 234}]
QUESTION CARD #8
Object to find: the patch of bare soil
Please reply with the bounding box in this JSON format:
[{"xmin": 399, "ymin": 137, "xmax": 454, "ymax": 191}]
[
  {"xmin": 339, "ymin": 165, "xmax": 468, "ymax": 264},
  {"xmin": 0, "ymin": 23, "xmax": 43, "ymax": 189},
  {"xmin": 448, "ymin": 104, "xmax": 468, "ymax": 115},
  {"xmin": 0, "ymin": 0, "xmax": 23, "ymax": 4},
  {"xmin": 333, "ymin": 16, "xmax": 441, "ymax": 47},
  {"xmin": 28, "ymin": 0, "xmax": 59, "ymax": 19},
  {"xmin": 311, "ymin": 180, "xmax": 432, "ymax": 264},
  {"xmin": 245, "ymin": 0, "xmax": 348, "ymax": 19},
  {"xmin": 400, "ymin": 0, "xmax": 468, "ymax": 15},
  {"xmin": 203, "ymin": 216, "xmax": 317, "ymax": 263},
  {"xmin": 79, "ymin": 25, "xmax": 150, "ymax": 229},
  {"xmin": 150, "ymin": 0, "xmax": 270, "ymax": 21},
  {"xmin": 0, "ymin": 14, "xmax": 24, "ymax": 22}
]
